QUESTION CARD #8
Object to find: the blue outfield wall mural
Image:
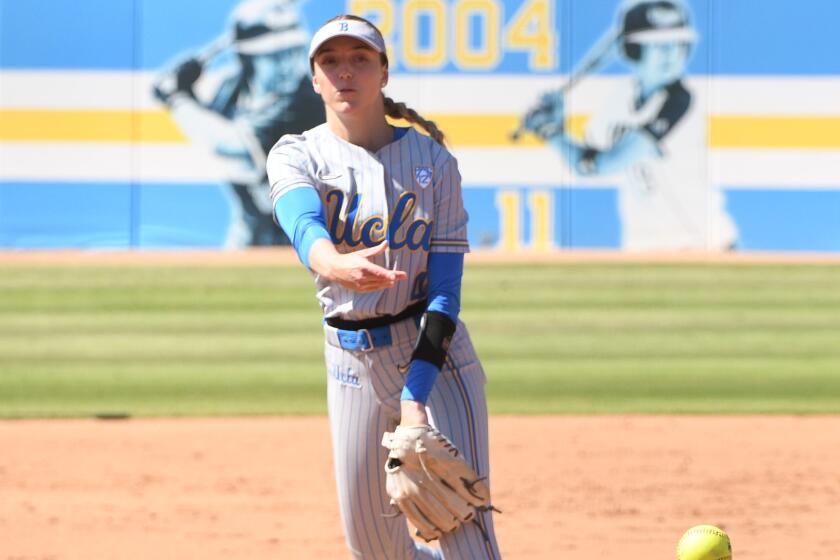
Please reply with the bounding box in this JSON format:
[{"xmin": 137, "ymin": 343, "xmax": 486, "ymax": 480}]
[{"xmin": 0, "ymin": 0, "xmax": 839, "ymax": 252}]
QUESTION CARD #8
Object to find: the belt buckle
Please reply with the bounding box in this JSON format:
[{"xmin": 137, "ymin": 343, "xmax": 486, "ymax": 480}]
[{"xmin": 358, "ymin": 328, "xmax": 375, "ymax": 352}]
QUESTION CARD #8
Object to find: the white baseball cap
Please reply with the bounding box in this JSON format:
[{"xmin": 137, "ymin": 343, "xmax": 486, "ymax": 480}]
[{"xmin": 308, "ymin": 19, "xmax": 386, "ymax": 60}]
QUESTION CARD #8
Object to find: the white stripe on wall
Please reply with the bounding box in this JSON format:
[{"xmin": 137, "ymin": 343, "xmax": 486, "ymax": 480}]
[
  {"xmin": 0, "ymin": 143, "xmax": 228, "ymax": 182},
  {"xmin": 3, "ymin": 143, "xmax": 840, "ymax": 187},
  {"xmin": 0, "ymin": 71, "xmax": 226, "ymax": 110},
  {"xmin": 3, "ymin": 72, "xmax": 840, "ymax": 114},
  {"xmin": 453, "ymin": 148, "xmax": 840, "ymax": 188}
]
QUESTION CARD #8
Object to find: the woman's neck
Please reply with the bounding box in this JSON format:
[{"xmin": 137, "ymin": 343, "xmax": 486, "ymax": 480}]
[{"xmin": 326, "ymin": 104, "xmax": 393, "ymax": 152}]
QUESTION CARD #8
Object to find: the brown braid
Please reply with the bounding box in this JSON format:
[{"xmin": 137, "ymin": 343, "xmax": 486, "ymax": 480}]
[
  {"xmin": 383, "ymin": 96, "xmax": 446, "ymax": 145},
  {"xmin": 314, "ymin": 15, "xmax": 447, "ymax": 145}
]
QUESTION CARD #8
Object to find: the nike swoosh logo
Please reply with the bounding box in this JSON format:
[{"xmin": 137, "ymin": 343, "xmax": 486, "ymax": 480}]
[{"xmin": 318, "ymin": 171, "xmax": 343, "ymax": 180}]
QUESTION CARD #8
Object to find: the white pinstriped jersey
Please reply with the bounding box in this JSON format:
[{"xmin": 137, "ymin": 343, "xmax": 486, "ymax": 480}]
[{"xmin": 267, "ymin": 124, "xmax": 469, "ymax": 320}]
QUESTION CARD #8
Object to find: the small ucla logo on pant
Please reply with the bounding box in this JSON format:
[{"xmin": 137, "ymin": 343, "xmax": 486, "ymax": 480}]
[{"xmin": 329, "ymin": 366, "xmax": 361, "ymax": 389}]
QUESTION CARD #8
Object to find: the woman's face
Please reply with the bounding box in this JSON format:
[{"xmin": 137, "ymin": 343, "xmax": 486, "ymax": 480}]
[
  {"xmin": 635, "ymin": 41, "xmax": 690, "ymax": 89},
  {"xmin": 311, "ymin": 36, "xmax": 387, "ymax": 116}
]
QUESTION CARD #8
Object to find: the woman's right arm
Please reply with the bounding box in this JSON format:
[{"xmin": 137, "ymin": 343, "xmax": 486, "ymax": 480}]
[
  {"xmin": 307, "ymin": 238, "xmax": 406, "ymax": 292},
  {"xmin": 273, "ymin": 189, "xmax": 406, "ymax": 292}
]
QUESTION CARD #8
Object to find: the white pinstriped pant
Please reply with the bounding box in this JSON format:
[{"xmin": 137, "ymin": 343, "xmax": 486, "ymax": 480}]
[{"xmin": 325, "ymin": 316, "xmax": 501, "ymax": 560}]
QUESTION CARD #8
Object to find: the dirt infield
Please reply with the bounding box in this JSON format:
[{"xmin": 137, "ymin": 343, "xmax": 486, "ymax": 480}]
[{"xmin": 2, "ymin": 416, "xmax": 839, "ymax": 559}]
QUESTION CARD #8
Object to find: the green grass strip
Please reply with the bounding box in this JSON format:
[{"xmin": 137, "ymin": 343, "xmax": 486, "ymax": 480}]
[{"xmin": 1, "ymin": 262, "xmax": 839, "ymax": 418}]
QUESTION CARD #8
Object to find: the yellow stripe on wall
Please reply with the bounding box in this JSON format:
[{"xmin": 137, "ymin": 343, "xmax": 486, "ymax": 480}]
[
  {"xmin": 422, "ymin": 114, "xmax": 840, "ymax": 148},
  {"xmin": 709, "ymin": 116, "xmax": 840, "ymax": 148},
  {"xmin": 388, "ymin": 114, "xmax": 590, "ymax": 146},
  {"xmin": 0, "ymin": 110, "xmax": 185, "ymax": 142},
  {"xmin": 2, "ymin": 110, "xmax": 840, "ymax": 148}
]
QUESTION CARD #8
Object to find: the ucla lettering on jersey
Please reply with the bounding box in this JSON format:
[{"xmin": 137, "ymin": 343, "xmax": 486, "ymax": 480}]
[{"xmin": 324, "ymin": 190, "xmax": 432, "ymax": 251}]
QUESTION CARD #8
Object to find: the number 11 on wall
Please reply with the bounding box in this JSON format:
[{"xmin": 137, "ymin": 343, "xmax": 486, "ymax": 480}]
[{"xmin": 496, "ymin": 190, "xmax": 554, "ymax": 252}]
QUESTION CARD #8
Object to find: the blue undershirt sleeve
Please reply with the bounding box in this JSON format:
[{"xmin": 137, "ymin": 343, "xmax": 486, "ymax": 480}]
[
  {"xmin": 401, "ymin": 252, "xmax": 464, "ymax": 403},
  {"xmin": 425, "ymin": 252, "xmax": 463, "ymax": 320},
  {"xmin": 273, "ymin": 187, "xmax": 331, "ymax": 269},
  {"xmin": 400, "ymin": 359, "xmax": 440, "ymax": 403}
]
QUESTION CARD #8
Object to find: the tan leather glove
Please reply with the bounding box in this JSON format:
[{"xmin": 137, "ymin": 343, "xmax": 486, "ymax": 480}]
[{"xmin": 381, "ymin": 425, "xmax": 493, "ymax": 542}]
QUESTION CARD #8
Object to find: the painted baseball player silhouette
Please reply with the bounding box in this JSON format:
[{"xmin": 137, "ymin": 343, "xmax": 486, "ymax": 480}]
[
  {"xmin": 153, "ymin": 0, "xmax": 324, "ymax": 247},
  {"xmin": 523, "ymin": 0, "xmax": 738, "ymax": 251}
]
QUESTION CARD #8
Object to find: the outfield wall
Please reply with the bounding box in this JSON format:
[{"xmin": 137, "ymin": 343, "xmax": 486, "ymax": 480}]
[{"xmin": 1, "ymin": 0, "xmax": 838, "ymax": 251}]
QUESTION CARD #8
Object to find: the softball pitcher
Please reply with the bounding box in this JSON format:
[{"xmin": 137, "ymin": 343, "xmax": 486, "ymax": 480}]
[
  {"xmin": 267, "ymin": 15, "xmax": 501, "ymax": 560},
  {"xmin": 523, "ymin": 0, "xmax": 738, "ymax": 251}
]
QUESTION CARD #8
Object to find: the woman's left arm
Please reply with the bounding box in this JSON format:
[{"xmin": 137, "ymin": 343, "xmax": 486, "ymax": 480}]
[
  {"xmin": 399, "ymin": 250, "xmax": 464, "ymax": 426},
  {"xmin": 400, "ymin": 154, "xmax": 469, "ymax": 426}
]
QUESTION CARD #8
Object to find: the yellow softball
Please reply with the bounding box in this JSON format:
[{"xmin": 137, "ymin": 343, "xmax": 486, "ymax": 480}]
[{"xmin": 676, "ymin": 525, "xmax": 732, "ymax": 560}]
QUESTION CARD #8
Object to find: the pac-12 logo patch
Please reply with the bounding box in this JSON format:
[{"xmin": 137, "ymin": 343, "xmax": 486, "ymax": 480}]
[{"xmin": 414, "ymin": 166, "xmax": 433, "ymax": 189}]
